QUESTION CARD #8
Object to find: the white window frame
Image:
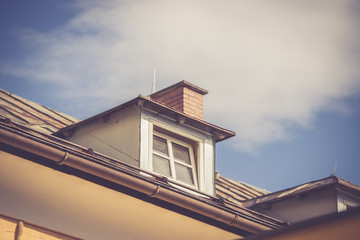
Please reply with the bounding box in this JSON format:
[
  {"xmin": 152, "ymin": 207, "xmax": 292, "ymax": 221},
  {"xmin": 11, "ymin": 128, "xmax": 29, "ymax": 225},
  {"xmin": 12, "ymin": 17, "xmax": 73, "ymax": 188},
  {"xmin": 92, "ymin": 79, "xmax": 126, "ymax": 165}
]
[
  {"xmin": 152, "ymin": 130, "xmax": 198, "ymax": 188},
  {"xmin": 140, "ymin": 110, "xmax": 216, "ymax": 195}
]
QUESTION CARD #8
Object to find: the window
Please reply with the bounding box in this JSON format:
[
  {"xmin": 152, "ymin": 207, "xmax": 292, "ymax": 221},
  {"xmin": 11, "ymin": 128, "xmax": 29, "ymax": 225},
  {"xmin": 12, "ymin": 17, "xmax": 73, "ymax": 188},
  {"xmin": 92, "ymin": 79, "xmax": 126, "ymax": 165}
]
[
  {"xmin": 140, "ymin": 114, "xmax": 216, "ymax": 195},
  {"xmin": 152, "ymin": 131, "xmax": 198, "ymax": 187}
]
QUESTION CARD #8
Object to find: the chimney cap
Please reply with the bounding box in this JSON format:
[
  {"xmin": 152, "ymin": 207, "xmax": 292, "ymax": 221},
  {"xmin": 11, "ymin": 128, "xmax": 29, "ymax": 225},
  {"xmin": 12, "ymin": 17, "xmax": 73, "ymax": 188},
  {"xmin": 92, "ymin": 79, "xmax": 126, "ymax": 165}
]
[{"xmin": 150, "ymin": 80, "xmax": 208, "ymax": 98}]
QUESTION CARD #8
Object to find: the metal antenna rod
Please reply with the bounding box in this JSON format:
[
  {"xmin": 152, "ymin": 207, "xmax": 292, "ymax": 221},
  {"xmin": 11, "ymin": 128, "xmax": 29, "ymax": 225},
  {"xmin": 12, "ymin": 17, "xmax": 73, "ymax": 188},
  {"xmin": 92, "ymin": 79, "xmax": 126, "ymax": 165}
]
[{"xmin": 150, "ymin": 68, "xmax": 156, "ymax": 94}]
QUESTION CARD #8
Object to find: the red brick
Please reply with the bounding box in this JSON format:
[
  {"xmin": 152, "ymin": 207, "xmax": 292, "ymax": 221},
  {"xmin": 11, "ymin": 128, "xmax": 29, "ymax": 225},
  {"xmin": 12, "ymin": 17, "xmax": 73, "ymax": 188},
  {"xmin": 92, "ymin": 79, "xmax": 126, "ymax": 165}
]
[{"xmin": 151, "ymin": 82, "xmax": 206, "ymax": 119}]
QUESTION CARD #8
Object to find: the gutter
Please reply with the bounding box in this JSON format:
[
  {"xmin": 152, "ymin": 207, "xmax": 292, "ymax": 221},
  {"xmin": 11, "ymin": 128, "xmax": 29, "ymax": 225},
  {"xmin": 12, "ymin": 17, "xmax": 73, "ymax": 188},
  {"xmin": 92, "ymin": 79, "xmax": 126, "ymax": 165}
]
[{"xmin": 0, "ymin": 127, "xmax": 277, "ymax": 234}]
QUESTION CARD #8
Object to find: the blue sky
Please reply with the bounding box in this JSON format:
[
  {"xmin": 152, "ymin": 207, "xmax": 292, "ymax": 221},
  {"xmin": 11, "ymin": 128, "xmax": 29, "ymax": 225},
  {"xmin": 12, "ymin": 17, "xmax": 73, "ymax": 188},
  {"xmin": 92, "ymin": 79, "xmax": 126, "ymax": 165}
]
[{"xmin": 1, "ymin": 0, "xmax": 360, "ymax": 192}]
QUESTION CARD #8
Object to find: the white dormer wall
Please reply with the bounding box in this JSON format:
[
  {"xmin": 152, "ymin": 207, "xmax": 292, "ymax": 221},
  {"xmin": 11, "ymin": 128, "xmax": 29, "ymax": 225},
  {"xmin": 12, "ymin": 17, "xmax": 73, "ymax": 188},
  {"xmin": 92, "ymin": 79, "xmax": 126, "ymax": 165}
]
[
  {"xmin": 139, "ymin": 108, "xmax": 216, "ymax": 196},
  {"xmin": 63, "ymin": 103, "xmax": 216, "ymax": 196},
  {"xmin": 65, "ymin": 104, "xmax": 141, "ymax": 167}
]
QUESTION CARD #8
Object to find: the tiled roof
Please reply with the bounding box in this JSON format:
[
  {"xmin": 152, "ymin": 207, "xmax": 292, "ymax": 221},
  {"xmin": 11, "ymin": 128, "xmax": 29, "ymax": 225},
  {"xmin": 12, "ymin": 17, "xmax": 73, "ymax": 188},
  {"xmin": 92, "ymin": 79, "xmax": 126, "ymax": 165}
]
[
  {"xmin": 216, "ymin": 174, "xmax": 269, "ymax": 207},
  {"xmin": 0, "ymin": 89, "xmax": 78, "ymax": 134}
]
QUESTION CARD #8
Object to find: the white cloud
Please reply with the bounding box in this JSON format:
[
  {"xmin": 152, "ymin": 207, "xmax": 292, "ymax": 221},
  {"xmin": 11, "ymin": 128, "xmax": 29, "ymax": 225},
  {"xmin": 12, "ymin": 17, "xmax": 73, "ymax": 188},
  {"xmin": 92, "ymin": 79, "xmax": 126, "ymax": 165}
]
[{"xmin": 2, "ymin": 0, "xmax": 360, "ymax": 152}]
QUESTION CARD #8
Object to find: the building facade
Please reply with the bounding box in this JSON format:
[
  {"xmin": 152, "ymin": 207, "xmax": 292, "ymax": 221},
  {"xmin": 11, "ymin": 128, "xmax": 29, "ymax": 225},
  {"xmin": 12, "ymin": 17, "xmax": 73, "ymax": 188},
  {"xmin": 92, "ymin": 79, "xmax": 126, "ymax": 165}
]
[{"xmin": 0, "ymin": 82, "xmax": 359, "ymax": 239}]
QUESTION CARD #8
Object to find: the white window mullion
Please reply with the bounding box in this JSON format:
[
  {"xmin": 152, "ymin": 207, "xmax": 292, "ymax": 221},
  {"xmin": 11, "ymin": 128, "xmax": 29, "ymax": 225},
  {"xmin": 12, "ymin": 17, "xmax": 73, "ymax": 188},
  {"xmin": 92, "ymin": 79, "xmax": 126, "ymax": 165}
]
[
  {"xmin": 188, "ymin": 147, "xmax": 198, "ymax": 187},
  {"xmin": 168, "ymin": 140, "xmax": 176, "ymax": 179}
]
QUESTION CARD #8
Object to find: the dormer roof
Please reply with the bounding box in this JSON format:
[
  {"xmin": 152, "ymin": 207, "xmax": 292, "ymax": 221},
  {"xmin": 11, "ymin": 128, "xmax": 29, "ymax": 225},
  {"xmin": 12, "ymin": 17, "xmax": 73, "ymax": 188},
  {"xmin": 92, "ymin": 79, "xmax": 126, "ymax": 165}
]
[{"xmin": 54, "ymin": 95, "xmax": 235, "ymax": 142}]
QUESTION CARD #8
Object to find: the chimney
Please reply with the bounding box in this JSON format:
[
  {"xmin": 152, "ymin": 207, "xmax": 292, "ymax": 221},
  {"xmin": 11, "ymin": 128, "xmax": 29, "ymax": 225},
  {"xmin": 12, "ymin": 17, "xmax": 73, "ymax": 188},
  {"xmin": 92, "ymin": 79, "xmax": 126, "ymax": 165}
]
[{"xmin": 150, "ymin": 80, "xmax": 208, "ymax": 120}]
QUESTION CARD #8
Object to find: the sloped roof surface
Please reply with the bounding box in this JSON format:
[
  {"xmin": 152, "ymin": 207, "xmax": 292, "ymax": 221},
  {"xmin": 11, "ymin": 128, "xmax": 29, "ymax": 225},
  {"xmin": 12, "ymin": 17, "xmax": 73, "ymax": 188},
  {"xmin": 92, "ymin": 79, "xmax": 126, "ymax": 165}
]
[
  {"xmin": 0, "ymin": 89, "xmax": 78, "ymax": 134},
  {"xmin": 216, "ymin": 174, "xmax": 269, "ymax": 207}
]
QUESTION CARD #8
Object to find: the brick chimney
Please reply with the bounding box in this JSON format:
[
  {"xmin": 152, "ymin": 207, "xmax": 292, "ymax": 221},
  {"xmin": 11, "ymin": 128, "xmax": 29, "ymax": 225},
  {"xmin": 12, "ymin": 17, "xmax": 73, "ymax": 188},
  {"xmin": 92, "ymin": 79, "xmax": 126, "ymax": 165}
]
[{"xmin": 150, "ymin": 81, "xmax": 208, "ymax": 120}]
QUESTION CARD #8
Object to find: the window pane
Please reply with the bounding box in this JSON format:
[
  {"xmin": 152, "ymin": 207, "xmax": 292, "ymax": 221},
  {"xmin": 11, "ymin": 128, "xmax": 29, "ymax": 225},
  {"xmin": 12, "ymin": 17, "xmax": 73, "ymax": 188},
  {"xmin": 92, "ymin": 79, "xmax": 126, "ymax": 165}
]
[
  {"xmin": 153, "ymin": 135, "xmax": 168, "ymax": 155},
  {"xmin": 153, "ymin": 154, "xmax": 171, "ymax": 177},
  {"xmin": 172, "ymin": 142, "xmax": 190, "ymax": 164},
  {"xmin": 175, "ymin": 163, "xmax": 194, "ymax": 185}
]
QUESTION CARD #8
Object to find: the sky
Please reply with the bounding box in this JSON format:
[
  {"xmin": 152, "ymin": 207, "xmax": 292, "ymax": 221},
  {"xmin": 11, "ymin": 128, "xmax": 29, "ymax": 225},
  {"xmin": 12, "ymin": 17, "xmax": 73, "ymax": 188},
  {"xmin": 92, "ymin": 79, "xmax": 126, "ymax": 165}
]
[{"xmin": 1, "ymin": 0, "xmax": 360, "ymax": 192}]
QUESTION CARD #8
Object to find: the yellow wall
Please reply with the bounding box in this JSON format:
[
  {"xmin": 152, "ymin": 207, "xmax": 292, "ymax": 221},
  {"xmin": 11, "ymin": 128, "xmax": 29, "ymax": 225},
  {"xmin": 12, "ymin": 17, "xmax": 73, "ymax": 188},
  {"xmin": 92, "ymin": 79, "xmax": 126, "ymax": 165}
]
[
  {"xmin": 0, "ymin": 150, "xmax": 241, "ymax": 240},
  {"xmin": 0, "ymin": 214, "xmax": 80, "ymax": 240},
  {"xmin": 249, "ymin": 210, "xmax": 360, "ymax": 240}
]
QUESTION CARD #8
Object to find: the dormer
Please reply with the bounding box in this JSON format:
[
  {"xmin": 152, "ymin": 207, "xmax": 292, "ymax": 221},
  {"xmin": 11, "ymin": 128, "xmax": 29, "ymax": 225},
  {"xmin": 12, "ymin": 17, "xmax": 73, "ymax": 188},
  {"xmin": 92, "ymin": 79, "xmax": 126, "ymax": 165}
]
[{"xmin": 55, "ymin": 81, "xmax": 235, "ymax": 195}]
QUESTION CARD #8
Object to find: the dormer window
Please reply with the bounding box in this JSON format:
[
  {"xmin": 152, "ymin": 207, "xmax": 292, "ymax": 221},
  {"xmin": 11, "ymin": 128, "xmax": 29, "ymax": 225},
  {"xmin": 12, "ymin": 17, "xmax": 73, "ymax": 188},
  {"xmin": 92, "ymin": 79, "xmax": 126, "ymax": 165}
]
[
  {"xmin": 152, "ymin": 130, "xmax": 198, "ymax": 187},
  {"xmin": 140, "ymin": 117, "xmax": 218, "ymax": 195},
  {"xmin": 55, "ymin": 80, "xmax": 235, "ymax": 196}
]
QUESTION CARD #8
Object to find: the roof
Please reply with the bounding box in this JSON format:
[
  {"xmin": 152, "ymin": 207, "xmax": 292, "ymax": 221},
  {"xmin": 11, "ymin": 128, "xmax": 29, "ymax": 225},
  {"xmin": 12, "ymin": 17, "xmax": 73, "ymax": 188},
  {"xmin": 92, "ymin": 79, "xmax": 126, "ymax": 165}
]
[
  {"xmin": 215, "ymin": 173, "xmax": 269, "ymax": 207},
  {"xmin": 245, "ymin": 175, "xmax": 360, "ymax": 208},
  {"xmin": 54, "ymin": 95, "xmax": 235, "ymax": 142},
  {"xmin": 0, "ymin": 88, "xmax": 286, "ymax": 233},
  {"xmin": 0, "ymin": 89, "xmax": 78, "ymax": 134}
]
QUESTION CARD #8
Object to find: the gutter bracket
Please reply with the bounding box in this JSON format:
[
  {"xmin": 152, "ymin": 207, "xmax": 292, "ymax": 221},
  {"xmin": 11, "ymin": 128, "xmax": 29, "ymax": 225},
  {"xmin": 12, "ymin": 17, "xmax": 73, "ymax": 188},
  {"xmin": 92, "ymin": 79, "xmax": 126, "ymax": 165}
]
[
  {"xmin": 57, "ymin": 152, "xmax": 69, "ymax": 165},
  {"xmin": 149, "ymin": 185, "xmax": 161, "ymax": 197},
  {"xmin": 229, "ymin": 214, "xmax": 239, "ymax": 227}
]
